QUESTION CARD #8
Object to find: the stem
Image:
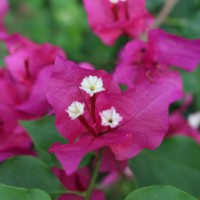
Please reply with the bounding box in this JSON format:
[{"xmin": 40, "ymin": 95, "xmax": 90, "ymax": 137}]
[
  {"xmin": 78, "ymin": 115, "xmax": 96, "ymax": 137},
  {"xmin": 152, "ymin": 0, "xmax": 180, "ymax": 28},
  {"xmin": 85, "ymin": 151, "xmax": 103, "ymax": 200},
  {"xmin": 91, "ymin": 95, "xmax": 96, "ymax": 123}
]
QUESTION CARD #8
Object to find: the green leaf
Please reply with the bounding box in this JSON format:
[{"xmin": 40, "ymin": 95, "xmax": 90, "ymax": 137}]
[
  {"xmin": 181, "ymin": 67, "xmax": 200, "ymax": 109},
  {"xmin": 79, "ymin": 152, "xmax": 95, "ymax": 168},
  {"xmin": 129, "ymin": 136, "xmax": 200, "ymax": 197},
  {"xmin": 0, "ymin": 156, "xmax": 65, "ymax": 196},
  {"xmin": 0, "ymin": 183, "xmax": 51, "ymax": 200},
  {"xmin": 21, "ymin": 116, "xmax": 67, "ymax": 166},
  {"xmin": 125, "ymin": 185, "xmax": 197, "ymax": 200},
  {"xmin": 21, "ymin": 116, "xmax": 66, "ymax": 151}
]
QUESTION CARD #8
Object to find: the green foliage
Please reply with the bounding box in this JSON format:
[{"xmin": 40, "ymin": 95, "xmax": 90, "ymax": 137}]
[
  {"xmin": 125, "ymin": 185, "xmax": 197, "ymax": 200},
  {"xmin": 129, "ymin": 136, "xmax": 200, "ymax": 197},
  {"xmin": 0, "ymin": 156, "xmax": 65, "ymax": 197},
  {"xmin": 79, "ymin": 152, "xmax": 95, "ymax": 168},
  {"xmin": 0, "ymin": 183, "xmax": 51, "ymax": 200},
  {"xmin": 21, "ymin": 116, "xmax": 66, "ymax": 151},
  {"xmin": 182, "ymin": 67, "xmax": 200, "ymax": 109},
  {"xmin": 21, "ymin": 116, "xmax": 67, "ymax": 166}
]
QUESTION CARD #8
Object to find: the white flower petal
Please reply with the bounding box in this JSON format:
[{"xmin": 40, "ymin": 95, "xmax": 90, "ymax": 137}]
[
  {"xmin": 99, "ymin": 106, "xmax": 123, "ymax": 128},
  {"xmin": 66, "ymin": 101, "xmax": 85, "ymax": 120},
  {"xmin": 80, "ymin": 75, "xmax": 105, "ymax": 96},
  {"xmin": 188, "ymin": 112, "xmax": 200, "ymax": 129}
]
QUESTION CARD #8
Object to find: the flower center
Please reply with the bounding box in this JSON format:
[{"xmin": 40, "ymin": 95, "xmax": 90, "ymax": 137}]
[
  {"xmin": 143, "ymin": 61, "xmax": 167, "ymax": 82},
  {"xmin": 80, "ymin": 75, "xmax": 105, "ymax": 97},
  {"xmin": 109, "ymin": 0, "xmax": 126, "ymax": 4},
  {"xmin": 100, "ymin": 107, "xmax": 123, "ymax": 128},
  {"xmin": 110, "ymin": 0, "xmax": 129, "ymax": 21},
  {"xmin": 66, "ymin": 101, "xmax": 85, "ymax": 120},
  {"xmin": 66, "ymin": 75, "xmax": 123, "ymax": 137},
  {"xmin": 90, "ymin": 86, "xmax": 95, "ymax": 91}
]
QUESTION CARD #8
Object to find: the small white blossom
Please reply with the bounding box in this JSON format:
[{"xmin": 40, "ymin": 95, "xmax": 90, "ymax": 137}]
[
  {"xmin": 80, "ymin": 75, "xmax": 105, "ymax": 97},
  {"xmin": 100, "ymin": 107, "xmax": 123, "ymax": 128},
  {"xmin": 110, "ymin": 0, "xmax": 119, "ymax": 3},
  {"xmin": 109, "ymin": 0, "xmax": 126, "ymax": 4},
  {"xmin": 66, "ymin": 101, "xmax": 85, "ymax": 120},
  {"xmin": 188, "ymin": 112, "xmax": 200, "ymax": 129}
]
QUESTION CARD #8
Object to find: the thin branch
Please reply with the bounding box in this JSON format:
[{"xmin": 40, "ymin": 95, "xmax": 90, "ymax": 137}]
[
  {"xmin": 152, "ymin": 0, "xmax": 180, "ymax": 28},
  {"xmin": 85, "ymin": 151, "xmax": 103, "ymax": 200}
]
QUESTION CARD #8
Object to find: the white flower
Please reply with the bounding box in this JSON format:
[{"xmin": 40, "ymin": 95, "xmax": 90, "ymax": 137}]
[
  {"xmin": 188, "ymin": 112, "xmax": 200, "ymax": 129},
  {"xmin": 109, "ymin": 0, "xmax": 126, "ymax": 4},
  {"xmin": 66, "ymin": 101, "xmax": 85, "ymax": 120},
  {"xmin": 99, "ymin": 107, "xmax": 123, "ymax": 128},
  {"xmin": 110, "ymin": 0, "xmax": 119, "ymax": 3},
  {"xmin": 80, "ymin": 75, "xmax": 105, "ymax": 97}
]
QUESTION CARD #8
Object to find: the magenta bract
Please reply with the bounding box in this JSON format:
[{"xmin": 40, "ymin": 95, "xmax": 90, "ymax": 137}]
[
  {"xmin": 1, "ymin": 34, "xmax": 66, "ymax": 118},
  {"xmin": 83, "ymin": 0, "xmax": 154, "ymax": 45},
  {"xmin": 114, "ymin": 29, "xmax": 200, "ymax": 102},
  {"xmin": 167, "ymin": 94, "xmax": 200, "ymax": 144},
  {"xmin": 47, "ymin": 56, "xmax": 175, "ymax": 175},
  {"xmin": 0, "ymin": 69, "xmax": 32, "ymax": 161},
  {"xmin": 53, "ymin": 167, "xmax": 105, "ymax": 200}
]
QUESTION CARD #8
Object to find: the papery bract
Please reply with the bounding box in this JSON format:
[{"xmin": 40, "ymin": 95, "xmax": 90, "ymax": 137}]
[
  {"xmin": 0, "ymin": 104, "xmax": 33, "ymax": 161},
  {"xmin": 167, "ymin": 95, "xmax": 200, "ymax": 144},
  {"xmin": 53, "ymin": 167, "xmax": 105, "ymax": 200},
  {"xmin": 114, "ymin": 29, "xmax": 200, "ymax": 102},
  {"xmin": 0, "ymin": 69, "xmax": 32, "ymax": 161},
  {"xmin": 83, "ymin": 0, "xmax": 154, "ymax": 45},
  {"xmin": 1, "ymin": 34, "xmax": 66, "ymax": 119},
  {"xmin": 98, "ymin": 148, "xmax": 132, "ymax": 186},
  {"xmin": 47, "ymin": 56, "xmax": 120, "ymax": 143},
  {"xmin": 47, "ymin": 56, "xmax": 174, "ymax": 175},
  {"xmin": 167, "ymin": 111, "xmax": 200, "ymax": 144}
]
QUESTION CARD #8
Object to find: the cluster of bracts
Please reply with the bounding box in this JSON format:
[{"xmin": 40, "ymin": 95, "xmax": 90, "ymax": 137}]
[{"xmin": 1, "ymin": 0, "xmax": 200, "ymax": 199}]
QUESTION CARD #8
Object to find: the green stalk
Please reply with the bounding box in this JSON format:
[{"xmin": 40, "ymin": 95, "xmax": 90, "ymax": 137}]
[{"xmin": 85, "ymin": 151, "xmax": 103, "ymax": 200}]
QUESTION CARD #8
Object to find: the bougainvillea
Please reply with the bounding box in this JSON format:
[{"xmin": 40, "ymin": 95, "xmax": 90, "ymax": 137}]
[
  {"xmin": 83, "ymin": 0, "xmax": 154, "ymax": 45},
  {"xmin": 1, "ymin": 34, "xmax": 66, "ymax": 118},
  {"xmin": 167, "ymin": 94, "xmax": 200, "ymax": 144},
  {"xmin": 47, "ymin": 56, "xmax": 175, "ymax": 175},
  {"xmin": 0, "ymin": 68, "xmax": 32, "ymax": 161},
  {"xmin": 1, "ymin": 1, "xmax": 200, "ymax": 200},
  {"xmin": 113, "ymin": 29, "xmax": 200, "ymax": 102}
]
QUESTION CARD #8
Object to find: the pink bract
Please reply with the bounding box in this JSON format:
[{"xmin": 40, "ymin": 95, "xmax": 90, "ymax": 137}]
[
  {"xmin": 83, "ymin": 0, "xmax": 154, "ymax": 45},
  {"xmin": 167, "ymin": 95, "xmax": 200, "ymax": 144},
  {"xmin": 167, "ymin": 111, "xmax": 200, "ymax": 144},
  {"xmin": 53, "ymin": 167, "xmax": 105, "ymax": 200},
  {"xmin": 1, "ymin": 34, "xmax": 66, "ymax": 119},
  {"xmin": 98, "ymin": 148, "xmax": 132, "ymax": 186},
  {"xmin": 114, "ymin": 29, "xmax": 200, "ymax": 102},
  {"xmin": 0, "ymin": 69, "xmax": 32, "ymax": 161},
  {"xmin": 47, "ymin": 56, "xmax": 175, "ymax": 175},
  {"xmin": 0, "ymin": 104, "xmax": 33, "ymax": 161}
]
